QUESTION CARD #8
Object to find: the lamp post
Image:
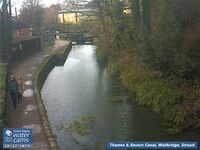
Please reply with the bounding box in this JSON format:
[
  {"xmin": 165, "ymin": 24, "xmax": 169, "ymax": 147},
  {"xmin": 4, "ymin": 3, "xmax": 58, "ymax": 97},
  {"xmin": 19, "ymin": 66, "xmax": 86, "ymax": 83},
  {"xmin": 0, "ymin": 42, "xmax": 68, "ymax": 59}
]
[{"xmin": 29, "ymin": 25, "xmax": 33, "ymax": 36}]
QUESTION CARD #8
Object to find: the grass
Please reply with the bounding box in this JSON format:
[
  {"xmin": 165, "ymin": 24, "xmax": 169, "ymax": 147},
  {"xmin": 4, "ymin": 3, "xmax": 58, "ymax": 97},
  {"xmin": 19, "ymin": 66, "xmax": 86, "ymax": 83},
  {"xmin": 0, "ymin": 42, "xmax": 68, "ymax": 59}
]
[
  {"xmin": 117, "ymin": 54, "xmax": 184, "ymax": 111},
  {"xmin": 58, "ymin": 33, "xmax": 67, "ymax": 40},
  {"xmin": 56, "ymin": 115, "xmax": 95, "ymax": 136},
  {"xmin": 111, "ymin": 96, "xmax": 130, "ymax": 102},
  {"xmin": 42, "ymin": 42, "xmax": 54, "ymax": 49},
  {"xmin": 108, "ymin": 59, "xmax": 120, "ymax": 76}
]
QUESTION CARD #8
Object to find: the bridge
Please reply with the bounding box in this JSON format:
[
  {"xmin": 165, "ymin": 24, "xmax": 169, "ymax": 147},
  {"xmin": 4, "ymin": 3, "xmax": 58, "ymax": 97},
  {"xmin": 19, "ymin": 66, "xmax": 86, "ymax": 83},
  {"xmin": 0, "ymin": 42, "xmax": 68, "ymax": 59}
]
[{"xmin": 65, "ymin": 32, "xmax": 97, "ymax": 45}]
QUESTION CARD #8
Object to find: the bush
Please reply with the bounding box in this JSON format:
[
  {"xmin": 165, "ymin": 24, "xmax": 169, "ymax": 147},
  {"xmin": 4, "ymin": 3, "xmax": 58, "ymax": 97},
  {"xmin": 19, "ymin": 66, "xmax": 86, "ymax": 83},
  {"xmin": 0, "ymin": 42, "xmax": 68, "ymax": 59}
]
[
  {"xmin": 96, "ymin": 28, "xmax": 200, "ymax": 133},
  {"xmin": 0, "ymin": 63, "xmax": 7, "ymax": 146},
  {"xmin": 96, "ymin": 34, "xmax": 112, "ymax": 64},
  {"xmin": 120, "ymin": 58, "xmax": 184, "ymax": 113},
  {"xmin": 96, "ymin": 48, "xmax": 108, "ymax": 64},
  {"xmin": 173, "ymin": 53, "xmax": 196, "ymax": 79},
  {"xmin": 110, "ymin": 54, "xmax": 193, "ymax": 132},
  {"xmin": 108, "ymin": 59, "xmax": 120, "ymax": 76},
  {"xmin": 58, "ymin": 33, "xmax": 67, "ymax": 40}
]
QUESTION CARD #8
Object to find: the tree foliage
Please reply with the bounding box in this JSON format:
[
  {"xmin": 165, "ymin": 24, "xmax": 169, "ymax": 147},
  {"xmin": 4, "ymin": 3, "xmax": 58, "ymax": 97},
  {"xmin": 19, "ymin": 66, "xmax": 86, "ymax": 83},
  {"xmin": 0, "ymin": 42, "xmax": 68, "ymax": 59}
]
[
  {"xmin": 42, "ymin": 4, "xmax": 61, "ymax": 31},
  {"xmin": 91, "ymin": 0, "xmax": 200, "ymax": 132}
]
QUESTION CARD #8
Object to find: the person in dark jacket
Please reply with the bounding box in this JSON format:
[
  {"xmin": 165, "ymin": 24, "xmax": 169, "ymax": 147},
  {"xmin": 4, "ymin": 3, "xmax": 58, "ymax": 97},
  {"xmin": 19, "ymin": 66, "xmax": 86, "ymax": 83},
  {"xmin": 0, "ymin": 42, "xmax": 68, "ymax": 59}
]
[
  {"xmin": 8, "ymin": 75, "xmax": 19, "ymax": 110},
  {"xmin": 16, "ymin": 75, "xmax": 24, "ymax": 103}
]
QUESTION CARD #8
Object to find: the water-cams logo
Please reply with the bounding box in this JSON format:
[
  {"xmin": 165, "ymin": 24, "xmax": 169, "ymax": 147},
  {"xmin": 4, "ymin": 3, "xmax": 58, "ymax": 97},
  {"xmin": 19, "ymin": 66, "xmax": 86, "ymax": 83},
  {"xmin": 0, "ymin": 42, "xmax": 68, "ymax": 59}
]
[
  {"xmin": 3, "ymin": 128, "xmax": 32, "ymax": 149},
  {"xmin": 5, "ymin": 130, "xmax": 12, "ymax": 137}
]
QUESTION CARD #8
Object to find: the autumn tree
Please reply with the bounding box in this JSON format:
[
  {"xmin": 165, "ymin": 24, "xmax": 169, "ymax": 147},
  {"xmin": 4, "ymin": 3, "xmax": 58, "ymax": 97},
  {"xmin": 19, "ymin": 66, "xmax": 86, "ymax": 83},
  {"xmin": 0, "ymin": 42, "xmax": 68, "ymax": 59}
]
[{"xmin": 42, "ymin": 4, "xmax": 60, "ymax": 31}]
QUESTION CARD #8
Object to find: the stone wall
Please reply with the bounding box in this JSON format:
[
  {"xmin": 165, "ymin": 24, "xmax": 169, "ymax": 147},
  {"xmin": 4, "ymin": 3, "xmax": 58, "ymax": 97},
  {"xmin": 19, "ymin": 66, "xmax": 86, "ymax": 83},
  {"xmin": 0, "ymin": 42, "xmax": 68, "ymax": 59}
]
[{"xmin": 33, "ymin": 41, "xmax": 72, "ymax": 149}]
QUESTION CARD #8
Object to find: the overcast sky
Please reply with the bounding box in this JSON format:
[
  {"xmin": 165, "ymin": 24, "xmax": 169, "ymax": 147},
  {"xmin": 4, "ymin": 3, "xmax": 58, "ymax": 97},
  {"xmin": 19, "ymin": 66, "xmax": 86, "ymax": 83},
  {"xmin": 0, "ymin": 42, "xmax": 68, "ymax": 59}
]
[{"xmin": 12, "ymin": 0, "xmax": 61, "ymax": 14}]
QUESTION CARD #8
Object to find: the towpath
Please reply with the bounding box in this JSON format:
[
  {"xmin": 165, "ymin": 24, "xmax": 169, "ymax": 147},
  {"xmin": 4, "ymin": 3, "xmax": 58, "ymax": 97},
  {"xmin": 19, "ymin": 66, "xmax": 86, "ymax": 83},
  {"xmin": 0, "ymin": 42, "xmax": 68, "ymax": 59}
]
[{"xmin": 6, "ymin": 40, "xmax": 67, "ymax": 150}]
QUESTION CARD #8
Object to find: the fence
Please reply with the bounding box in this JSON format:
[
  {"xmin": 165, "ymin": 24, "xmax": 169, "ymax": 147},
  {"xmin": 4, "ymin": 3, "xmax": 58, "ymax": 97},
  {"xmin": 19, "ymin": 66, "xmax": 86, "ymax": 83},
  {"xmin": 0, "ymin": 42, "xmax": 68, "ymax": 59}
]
[{"xmin": 41, "ymin": 32, "xmax": 55, "ymax": 48}]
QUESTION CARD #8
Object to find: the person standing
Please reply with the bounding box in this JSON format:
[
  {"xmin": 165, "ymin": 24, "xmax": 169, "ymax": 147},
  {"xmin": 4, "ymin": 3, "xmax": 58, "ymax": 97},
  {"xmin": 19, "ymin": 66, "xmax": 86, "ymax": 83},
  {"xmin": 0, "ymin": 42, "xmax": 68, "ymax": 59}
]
[
  {"xmin": 16, "ymin": 75, "xmax": 24, "ymax": 103},
  {"xmin": 8, "ymin": 75, "xmax": 19, "ymax": 110}
]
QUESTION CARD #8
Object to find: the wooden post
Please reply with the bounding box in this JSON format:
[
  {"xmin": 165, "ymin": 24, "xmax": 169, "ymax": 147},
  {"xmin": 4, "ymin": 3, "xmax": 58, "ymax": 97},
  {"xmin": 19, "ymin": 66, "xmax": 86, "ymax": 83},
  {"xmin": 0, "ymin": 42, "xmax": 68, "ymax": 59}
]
[
  {"xmin": 75, "ymin": 12, "xmax": 78, "ymax": 23},
  {"xmin": 9, "ymin": 0, "xmax": 11, "ymax": 17},
  {"xmin": 62, "ymin": 13, "xmax": 65, "ymax": 24},
  {"xmin": 15, "ymin": 7, "xmax": 18, "ymax": 19}
]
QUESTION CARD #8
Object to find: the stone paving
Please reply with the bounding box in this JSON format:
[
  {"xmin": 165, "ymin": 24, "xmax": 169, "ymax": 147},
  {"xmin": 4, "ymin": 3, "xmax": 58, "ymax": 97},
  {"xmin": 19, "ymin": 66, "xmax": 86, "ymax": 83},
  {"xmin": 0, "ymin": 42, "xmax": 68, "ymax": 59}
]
[{"xmin": 6, "ymin": 40, "xmax": 67, "ymax": 150}]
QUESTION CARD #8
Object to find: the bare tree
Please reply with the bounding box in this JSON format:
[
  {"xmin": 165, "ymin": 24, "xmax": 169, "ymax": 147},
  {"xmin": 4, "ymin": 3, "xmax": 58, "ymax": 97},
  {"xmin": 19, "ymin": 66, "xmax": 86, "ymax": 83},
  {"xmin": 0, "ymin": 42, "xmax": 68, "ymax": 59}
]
[
  {"xmin": 0, "ymin": 0, "xmax": 12, "ymax": 62},
  {"xmin": 19, "ymin": 0, "xmax": 44, "ymax": 35}
]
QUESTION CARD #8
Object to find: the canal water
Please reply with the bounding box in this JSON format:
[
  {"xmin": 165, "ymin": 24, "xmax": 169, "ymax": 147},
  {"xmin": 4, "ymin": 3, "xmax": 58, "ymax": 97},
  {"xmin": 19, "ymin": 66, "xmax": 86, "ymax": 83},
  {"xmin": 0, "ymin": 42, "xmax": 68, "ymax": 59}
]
[{"xmin": 41, "ymin": 45, "xmax": 199, "ymax": 150}]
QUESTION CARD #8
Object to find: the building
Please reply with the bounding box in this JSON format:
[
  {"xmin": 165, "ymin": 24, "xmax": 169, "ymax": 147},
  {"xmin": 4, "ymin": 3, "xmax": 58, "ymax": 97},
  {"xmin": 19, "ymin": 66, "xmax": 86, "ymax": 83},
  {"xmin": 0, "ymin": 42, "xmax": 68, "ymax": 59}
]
[
  {"xmin": 58, "ymin": 10, "xmax": 82, "ymax": 24},
  {"xmin": 11, "ymin": 17, "xmax": 29, "ymax": 38},
  {"xmin": 57, "ymin": 9, "xmax": 93, "ymax": 24}
]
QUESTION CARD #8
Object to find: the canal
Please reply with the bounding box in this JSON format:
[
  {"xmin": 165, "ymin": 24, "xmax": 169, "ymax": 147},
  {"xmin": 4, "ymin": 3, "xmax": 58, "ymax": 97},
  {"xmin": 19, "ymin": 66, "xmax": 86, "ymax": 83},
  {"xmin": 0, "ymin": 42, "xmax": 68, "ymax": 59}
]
[{"xmin": 41, "ymin": 45, "xmax": 199, "ymax": 150}]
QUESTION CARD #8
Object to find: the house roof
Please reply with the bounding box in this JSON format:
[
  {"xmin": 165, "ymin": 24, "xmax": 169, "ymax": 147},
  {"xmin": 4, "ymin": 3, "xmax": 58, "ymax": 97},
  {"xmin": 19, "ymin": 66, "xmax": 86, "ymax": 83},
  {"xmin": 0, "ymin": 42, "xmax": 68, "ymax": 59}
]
[
  {"xmin": 0, "ymin": 16, "xmax": 28, "ymax": 29},
  {"xmin": 11, "ymin": 17, "xmax": 28, "ymax": 29}
]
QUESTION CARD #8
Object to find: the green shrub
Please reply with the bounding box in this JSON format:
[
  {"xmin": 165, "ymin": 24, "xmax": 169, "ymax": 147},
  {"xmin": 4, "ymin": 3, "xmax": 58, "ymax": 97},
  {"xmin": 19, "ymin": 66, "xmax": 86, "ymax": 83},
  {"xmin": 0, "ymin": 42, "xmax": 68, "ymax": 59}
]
[
  {"xmin": 58, "ymin": 33, "xmax": 67, "ymax": 39},
  {"xmin": 96, "ymin": 48, "xmax": 108, "ymax": 64},
  {"xmin": 173, "ymin": 53, "xmax": 196, "ymax": 78},
  {"xmin": 111, "ymin": 96, "xmax": 129, "ymax": 102},
  {"xmin": 108, "ymin": 59, "xmax": 120, "ymax": 76},
  {"xmin": 57, "ymin": 115, "xmax": 95, "ymax": 136},
  {"xmin": 110, "ymin": 57, "xmax": 191, "ymax": 132}
]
